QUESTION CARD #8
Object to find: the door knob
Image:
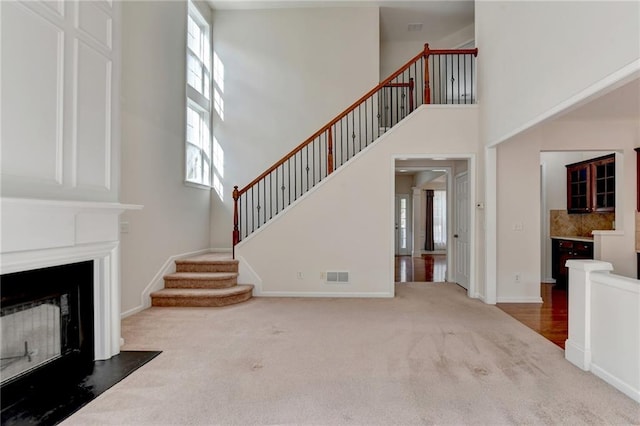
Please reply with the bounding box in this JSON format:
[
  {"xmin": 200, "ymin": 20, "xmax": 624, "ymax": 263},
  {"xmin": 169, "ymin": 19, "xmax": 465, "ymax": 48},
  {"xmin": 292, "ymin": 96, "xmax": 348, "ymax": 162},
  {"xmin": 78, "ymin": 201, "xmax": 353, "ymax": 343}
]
[{"xmin": 454, "ymin": 234, "xmax": 459, "ymax": 238}]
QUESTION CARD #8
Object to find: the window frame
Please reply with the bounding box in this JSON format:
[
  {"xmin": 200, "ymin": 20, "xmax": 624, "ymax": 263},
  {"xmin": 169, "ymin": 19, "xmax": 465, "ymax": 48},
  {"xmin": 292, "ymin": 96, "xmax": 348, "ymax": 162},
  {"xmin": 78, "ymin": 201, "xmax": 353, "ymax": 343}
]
[{"xmin": 185, "ymin": 1, "xmax": 212, "ymax": 188}]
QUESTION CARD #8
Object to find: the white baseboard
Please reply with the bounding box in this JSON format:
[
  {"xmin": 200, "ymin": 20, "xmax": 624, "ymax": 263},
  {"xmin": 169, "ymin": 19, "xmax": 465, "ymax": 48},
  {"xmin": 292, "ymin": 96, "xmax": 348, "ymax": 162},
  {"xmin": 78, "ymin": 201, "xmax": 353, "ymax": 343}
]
[
  {"xmin": 590, "ymin": 363, "xmax": 640, "ymax": 403},
  {"xmin": 121, "ymin": 305, "xmax": 145, "ymax": 318},
  {"xmin": 565, "ymin": 339, "xmax": 591, "ymax": 371},
  {"xmin": 256, "ymin": 291, "xmax": 393, "ymax": 298},
  {"xmin": 120, "ymin": 248, "xmax": 214, "ymax": 319},
  {"xmin": 496, "ymin": 296, "xmax": 543, "ymax": 303},
  {"xmin": 210, "ymin": 248, "xmax": 232, "ymax": 253}
]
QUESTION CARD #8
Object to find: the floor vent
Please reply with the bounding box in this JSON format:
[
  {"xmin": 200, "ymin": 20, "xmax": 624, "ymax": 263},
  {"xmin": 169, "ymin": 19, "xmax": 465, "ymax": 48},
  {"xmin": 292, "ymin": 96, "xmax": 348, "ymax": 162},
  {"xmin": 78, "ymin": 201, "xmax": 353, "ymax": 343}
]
[{"xmin": 326, "ymin": 271, "xmax": 349, "ymax": 284}]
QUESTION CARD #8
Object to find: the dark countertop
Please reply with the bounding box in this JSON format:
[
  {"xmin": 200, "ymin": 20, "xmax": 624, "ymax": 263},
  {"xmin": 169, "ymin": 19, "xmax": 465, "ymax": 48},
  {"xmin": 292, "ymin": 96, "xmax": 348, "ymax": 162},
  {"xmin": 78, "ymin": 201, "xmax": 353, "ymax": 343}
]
[{"xmin": 550, "ymin": 235, "xmax": 594, "ymax": 243}]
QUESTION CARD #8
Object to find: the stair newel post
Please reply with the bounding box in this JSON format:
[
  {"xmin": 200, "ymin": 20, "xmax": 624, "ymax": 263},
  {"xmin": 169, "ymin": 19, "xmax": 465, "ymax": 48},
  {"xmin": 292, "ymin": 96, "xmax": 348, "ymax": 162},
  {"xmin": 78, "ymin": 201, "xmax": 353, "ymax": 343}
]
[
  {"xmin": 408, "ymin": 78, "xmax": 415, "ymax": 112},
  {"xmin": 327, "ymin": 127, "xmax": 334, "ymax": 175},
  {"xmin": 423, "ymin": 43, "xmax": 431, "ymax": 105},
  {"xmin": 232, "ymin": 186, "xmax": 240, "ymax": 257}
]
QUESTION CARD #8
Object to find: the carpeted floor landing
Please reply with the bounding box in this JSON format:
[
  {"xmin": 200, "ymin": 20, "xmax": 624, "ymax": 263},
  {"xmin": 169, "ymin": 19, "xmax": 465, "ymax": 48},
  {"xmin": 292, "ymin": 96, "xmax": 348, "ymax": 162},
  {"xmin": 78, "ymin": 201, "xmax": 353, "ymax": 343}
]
[{"xmin": 62, "ymin": 283, "xmax": 639, "ymax": 425}]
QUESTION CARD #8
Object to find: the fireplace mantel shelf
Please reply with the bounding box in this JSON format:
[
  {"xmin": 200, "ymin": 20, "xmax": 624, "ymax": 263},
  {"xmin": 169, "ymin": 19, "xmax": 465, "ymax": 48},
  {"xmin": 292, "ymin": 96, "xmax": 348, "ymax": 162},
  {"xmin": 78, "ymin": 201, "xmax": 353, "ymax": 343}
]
[{"xmin": 1, "ymin": 197, "xmax": 143, "ymax": 212}]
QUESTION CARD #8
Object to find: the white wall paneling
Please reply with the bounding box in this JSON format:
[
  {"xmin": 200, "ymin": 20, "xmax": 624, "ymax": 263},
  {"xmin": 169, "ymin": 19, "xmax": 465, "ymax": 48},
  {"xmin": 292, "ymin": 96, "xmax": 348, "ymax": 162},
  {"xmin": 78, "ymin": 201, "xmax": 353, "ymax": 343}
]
[
  {"xmin": 1, "ymin": 1, "xmax": 64, "ymax": 184},
  {"xmin": 41, "ymin": 0, "xmax": 65, "ymax": 17},
  {"xmin": 76, "ymin": 1, "xmax": 113, "ymax": 50},
  {"xmin": 0, "ymin": 0, "xmax": 120, "ymax": 201},
  {"xmin": 73, "ymin": 40, "xmax": 112, "ymax": 190}
]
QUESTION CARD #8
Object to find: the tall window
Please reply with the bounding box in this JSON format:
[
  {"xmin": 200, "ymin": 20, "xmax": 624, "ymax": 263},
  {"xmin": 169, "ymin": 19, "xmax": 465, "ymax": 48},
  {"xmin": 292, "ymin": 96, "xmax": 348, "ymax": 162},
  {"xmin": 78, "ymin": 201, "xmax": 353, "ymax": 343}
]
[{"xmin": 185, "ymin": 2, "xmax": 211, "ymax": 187}]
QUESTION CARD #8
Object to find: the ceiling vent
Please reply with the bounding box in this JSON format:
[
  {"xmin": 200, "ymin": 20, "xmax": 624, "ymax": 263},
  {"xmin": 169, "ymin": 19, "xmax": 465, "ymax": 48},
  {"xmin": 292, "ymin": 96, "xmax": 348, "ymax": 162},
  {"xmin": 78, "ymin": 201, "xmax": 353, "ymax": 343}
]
[{"xmin": 407, "ymin": 23, "xmax": 423, "ymax": 32}]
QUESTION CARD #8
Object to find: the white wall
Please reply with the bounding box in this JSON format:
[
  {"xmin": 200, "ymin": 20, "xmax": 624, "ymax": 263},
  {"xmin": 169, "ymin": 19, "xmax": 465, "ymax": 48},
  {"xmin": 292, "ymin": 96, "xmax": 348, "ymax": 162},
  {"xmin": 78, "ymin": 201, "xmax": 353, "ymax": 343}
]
[
  {"xmin": 210, "ymin": 7, "xmax": 380, "ymax": 249},
  {"xmin": 1, "ymin": 0, "xmax": 120, "ymax": 202},
  {"xmin": 380, "ymin": 24, "xmax": 475, "ymax": 80},
  {"xmin": 236, "ymin": 106, "xmax": 481, "ymax": 297},
  {"xmin": 394, "ymin": 175, "xmax": 413, "ymax": 193},
  {"xmin": 540, "ymin": 151, "xmax": 584, "ymax": 210},
  {"xmin": 119, "ymin": 1, "xmax": 212, "ymax": 315},
  {"xmin": 477, "ymin": 1, "xmax": 640, "ymax": 146},
  {"xmin": 497, "ymin": 118, "xmax": 639, "ymax": 302},
  {"xmin": 496, "ymin": 135, "xmax": 542, "ymax": 302}
]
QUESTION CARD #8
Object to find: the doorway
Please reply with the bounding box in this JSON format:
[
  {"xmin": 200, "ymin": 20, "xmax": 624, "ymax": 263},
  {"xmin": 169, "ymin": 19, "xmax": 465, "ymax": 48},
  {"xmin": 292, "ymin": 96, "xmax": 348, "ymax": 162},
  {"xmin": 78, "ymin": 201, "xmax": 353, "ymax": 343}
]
[{"xmin": 393, "ymin": 157, "xmax": 473, "ymax": 290}]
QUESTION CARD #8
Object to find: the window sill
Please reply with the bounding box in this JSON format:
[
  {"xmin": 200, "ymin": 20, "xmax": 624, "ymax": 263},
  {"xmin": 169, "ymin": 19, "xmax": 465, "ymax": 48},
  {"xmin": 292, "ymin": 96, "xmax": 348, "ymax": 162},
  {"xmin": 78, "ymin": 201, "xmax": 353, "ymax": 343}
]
[{"xmin": 184, "ymin": 180, "xmax": 212, "ymax": 191}]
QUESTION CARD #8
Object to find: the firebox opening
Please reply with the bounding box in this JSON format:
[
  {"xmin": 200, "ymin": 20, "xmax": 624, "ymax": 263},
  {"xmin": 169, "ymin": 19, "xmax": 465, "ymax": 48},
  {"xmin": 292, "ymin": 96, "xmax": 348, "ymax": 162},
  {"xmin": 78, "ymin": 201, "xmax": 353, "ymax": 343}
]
[{"xmin": 1, "ymin": 261, "xmax": 94, "ymax": 388}]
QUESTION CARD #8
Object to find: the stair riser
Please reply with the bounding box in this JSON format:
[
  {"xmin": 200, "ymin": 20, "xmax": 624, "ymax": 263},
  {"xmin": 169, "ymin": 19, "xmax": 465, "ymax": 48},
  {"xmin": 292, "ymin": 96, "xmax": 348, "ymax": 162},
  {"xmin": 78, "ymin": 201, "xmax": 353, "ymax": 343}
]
[
  {"xmin": 151, "ymin": 291, "xmax": 252, "ymax": 307},
  {"xmin": 175, "ymin": 263, "xmax": 238, "ymax": 273},
  {"xmin": 164, "ymin": 278, "xmax": 237, "ymax": 289}
]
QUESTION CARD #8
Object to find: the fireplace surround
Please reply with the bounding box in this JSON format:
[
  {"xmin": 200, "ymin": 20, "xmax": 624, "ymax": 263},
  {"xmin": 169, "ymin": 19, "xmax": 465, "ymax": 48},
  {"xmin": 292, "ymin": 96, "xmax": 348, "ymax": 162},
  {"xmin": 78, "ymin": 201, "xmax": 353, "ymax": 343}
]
[{"xmin": 0, "ymin": 198, "xmax": 142, "ymax": 367}]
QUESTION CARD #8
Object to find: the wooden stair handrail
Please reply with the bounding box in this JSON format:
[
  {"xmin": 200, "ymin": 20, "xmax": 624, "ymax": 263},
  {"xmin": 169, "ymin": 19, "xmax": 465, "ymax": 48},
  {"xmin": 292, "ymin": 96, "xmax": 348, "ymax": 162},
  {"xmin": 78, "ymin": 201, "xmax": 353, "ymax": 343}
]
[
  {"xmin": 233, "ymin": 43, "xmax": 479, "ymax": 251},
  {"xmin": 236, "ymin": 44, "xmax": 476, "ymax": 197}
]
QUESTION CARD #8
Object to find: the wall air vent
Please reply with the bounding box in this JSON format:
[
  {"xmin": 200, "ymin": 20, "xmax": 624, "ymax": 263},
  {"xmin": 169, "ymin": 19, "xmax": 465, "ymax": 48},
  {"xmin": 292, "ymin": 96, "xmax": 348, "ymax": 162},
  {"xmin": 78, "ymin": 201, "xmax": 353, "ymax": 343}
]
[
  {"xmin": 407, "ymin": 23, "xmax": 423, "ymax": 32},
  {"xmin": 326, "ymin": 271, "xmax": 349, "ymax": 284}
]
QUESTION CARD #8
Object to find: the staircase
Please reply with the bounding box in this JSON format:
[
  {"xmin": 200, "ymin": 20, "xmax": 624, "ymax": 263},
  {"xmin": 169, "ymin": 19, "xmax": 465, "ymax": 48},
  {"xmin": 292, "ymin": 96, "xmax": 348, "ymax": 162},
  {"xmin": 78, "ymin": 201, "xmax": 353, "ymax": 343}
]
[
  {"xmin": 232, "ymin": 43, "xmax": 478, "ymax": 248},
  {"xmin": 150, "ymin": 253, "xmax": 254, "ymax": 307}
]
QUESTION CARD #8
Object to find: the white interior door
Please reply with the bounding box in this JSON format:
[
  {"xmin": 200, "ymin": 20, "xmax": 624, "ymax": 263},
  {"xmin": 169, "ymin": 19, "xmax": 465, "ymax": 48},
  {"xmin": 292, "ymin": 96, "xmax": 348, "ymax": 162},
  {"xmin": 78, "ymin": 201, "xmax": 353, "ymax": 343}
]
[
  {"xmin": 395, "ymin": 195, "xmax": 410, "ymax": 256},
  {"xmin": 454, "ymin": 172, "xmax": 470, "ymax": 289}
]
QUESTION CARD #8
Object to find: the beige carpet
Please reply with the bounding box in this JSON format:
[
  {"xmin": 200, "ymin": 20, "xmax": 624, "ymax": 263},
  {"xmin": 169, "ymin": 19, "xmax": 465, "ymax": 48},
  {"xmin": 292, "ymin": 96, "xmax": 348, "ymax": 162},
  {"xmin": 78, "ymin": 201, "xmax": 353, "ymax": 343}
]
[{"xmin": 62, "ymin": 283, "xmax": 639, "ymax": 425}]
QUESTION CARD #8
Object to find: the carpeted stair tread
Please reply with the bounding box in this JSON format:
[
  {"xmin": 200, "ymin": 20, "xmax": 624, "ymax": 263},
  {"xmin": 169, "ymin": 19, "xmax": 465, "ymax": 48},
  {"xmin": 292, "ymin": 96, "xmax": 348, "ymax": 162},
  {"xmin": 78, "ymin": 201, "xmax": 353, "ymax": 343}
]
[
  {"xmin": 150, "ymin": 285, "xmax": 254, "ymax": 307},
  {"xmin": 175, "ymin": 254, "xmax": 238, "ymax": 273},
  {"xmin": 164, "ymin": 272, "xmax": 238, "ymax": 280},
  {"xmin": 163, "ymin": 272, "xmax": 238, "ymax": 289}
]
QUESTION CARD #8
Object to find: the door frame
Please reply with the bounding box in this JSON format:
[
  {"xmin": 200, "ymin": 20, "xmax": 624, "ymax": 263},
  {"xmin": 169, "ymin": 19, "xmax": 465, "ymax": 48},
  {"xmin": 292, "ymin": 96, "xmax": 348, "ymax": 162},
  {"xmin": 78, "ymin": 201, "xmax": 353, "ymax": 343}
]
[{"xmin": 391, "ymin": 154, "xmax": 476, "ymax": 298}]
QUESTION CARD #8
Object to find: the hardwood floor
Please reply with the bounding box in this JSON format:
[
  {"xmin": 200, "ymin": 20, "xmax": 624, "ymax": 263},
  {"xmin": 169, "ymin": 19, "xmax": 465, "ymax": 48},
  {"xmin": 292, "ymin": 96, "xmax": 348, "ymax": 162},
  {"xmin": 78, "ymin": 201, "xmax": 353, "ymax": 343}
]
[
  {"xmin": 497, "ymin": 283, "xmax": 568, "ymax": 349},
  {"xmin": 395, "ymin": 254, "xmax": 446, "ymax": 282},
  {"xmin": 394, "ymin": 258, "xmax": 567, "ymax": 349}
]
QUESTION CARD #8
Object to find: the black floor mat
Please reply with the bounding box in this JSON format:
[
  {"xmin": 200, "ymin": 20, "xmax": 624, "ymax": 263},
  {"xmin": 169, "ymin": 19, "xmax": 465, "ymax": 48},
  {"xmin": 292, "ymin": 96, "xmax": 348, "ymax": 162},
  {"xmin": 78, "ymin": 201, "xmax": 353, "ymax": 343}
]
[{"xmin": 1, "ymin": 351, "xmax": 161, "ymax": 426}]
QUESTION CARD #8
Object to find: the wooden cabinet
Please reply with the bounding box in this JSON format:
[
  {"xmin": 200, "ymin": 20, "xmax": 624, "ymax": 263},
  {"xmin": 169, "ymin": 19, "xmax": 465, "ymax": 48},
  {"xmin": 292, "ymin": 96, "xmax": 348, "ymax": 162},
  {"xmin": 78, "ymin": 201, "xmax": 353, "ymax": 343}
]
[
  {"xmin": 566, "ymin": 162, "xmax": 590, "ymax": 213},
  {"xmin": 566, "ymin": 154, "xmax": 615, "ymax": 214},
  {"xmin": 552, "ymin": 238, "xmax": 593, "ymax": 286}
]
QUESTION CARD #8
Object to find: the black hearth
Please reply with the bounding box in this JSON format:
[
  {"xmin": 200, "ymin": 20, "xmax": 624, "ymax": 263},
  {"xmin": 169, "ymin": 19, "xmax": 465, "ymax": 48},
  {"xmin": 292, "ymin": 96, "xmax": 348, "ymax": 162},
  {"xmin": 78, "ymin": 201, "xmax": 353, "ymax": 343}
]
[{"xmin": 1, "ymin": 261, "xmax": 161, "ymax": 425}]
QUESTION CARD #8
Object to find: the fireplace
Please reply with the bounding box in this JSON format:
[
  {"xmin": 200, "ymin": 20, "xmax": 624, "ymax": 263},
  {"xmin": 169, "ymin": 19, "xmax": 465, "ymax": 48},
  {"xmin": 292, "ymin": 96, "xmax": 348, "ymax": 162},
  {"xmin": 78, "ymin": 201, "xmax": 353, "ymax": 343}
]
[
  {"xmin": 1, "ymin": 261, "xmax": 94, "ymax": 387},
  {"xmin": 1, "ymin": 198, "xmax": 142, "ymax": 364}
]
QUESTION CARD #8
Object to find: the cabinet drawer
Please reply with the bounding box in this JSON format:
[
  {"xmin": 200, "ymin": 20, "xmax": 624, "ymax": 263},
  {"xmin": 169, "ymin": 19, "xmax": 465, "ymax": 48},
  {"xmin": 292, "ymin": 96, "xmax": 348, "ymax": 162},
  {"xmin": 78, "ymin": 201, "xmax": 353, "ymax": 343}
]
[
  {"xmin": 573, "ymin": 243, "xmax": 592, "ymax": 254},
  {"xmin": 558, "ymin": 240, "xmax": 574, "ymax": 249}
]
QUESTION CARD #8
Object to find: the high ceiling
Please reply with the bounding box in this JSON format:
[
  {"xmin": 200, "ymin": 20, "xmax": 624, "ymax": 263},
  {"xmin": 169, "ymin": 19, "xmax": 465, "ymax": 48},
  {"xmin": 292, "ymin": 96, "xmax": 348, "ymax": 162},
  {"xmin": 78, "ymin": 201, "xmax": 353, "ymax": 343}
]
[
  {"xmin": 206, "ymin": 0, "xmax": 475, "ymax": 44},
  {"xmin": 206, "ymin": 0, "xmax": 636, "ymax": 125},
  {"xmin": 379, "ymin": 2, "xmax": 473, "ymax": 43}
]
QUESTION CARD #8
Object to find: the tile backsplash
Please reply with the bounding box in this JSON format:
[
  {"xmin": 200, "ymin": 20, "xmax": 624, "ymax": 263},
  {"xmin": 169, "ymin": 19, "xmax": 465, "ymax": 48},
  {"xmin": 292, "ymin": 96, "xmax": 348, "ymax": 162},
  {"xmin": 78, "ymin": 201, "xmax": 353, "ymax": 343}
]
[{"xmin": 550, "ymin": 210, "xmax": 615, "ymax": 237}]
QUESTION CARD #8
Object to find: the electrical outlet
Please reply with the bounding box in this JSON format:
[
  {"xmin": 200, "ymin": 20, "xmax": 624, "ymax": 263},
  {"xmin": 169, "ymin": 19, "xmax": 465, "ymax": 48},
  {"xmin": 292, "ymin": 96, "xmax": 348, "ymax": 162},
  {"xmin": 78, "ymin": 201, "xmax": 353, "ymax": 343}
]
[
  {"xmin": 120, "ymin": 222, "xmax": 130, "ymax": 234},
  {"xmin": 514, "ymin": 273, "xmax": 521, "ymax": 283},
  {"xmin": 297, "ymin": 272, "xmax": 304, "ymax": 280}
]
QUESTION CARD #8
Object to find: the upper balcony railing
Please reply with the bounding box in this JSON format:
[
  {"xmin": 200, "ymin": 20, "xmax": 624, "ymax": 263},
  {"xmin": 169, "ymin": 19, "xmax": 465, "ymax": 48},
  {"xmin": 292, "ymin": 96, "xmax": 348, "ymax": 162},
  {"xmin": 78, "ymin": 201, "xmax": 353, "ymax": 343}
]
[{"xmin": 233, "ymin": 43, "xmax": 478, "ymax": 249}]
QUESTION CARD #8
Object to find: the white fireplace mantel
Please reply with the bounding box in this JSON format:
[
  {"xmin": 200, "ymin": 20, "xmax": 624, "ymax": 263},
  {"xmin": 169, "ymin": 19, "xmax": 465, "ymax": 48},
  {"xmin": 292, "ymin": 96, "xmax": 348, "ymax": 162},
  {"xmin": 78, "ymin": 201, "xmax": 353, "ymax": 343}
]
[{"xmin": 1, "ymin": 197, "xmax": 142, "ymax": 360}]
